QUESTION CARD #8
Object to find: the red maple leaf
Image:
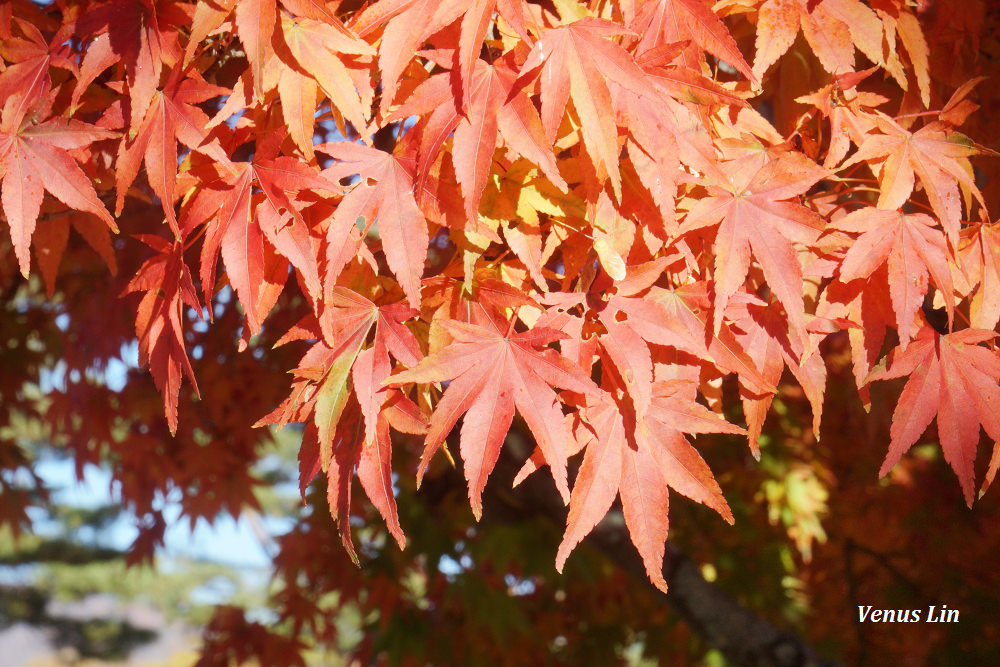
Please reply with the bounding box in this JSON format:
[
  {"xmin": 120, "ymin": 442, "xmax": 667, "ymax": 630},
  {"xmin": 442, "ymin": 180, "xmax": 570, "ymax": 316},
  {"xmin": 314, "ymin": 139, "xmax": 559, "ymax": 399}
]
[
  {"xmin": 318, "ymin": 141, "xmax": 429, "ymax": 308},
  {"xmin": 650, "ymin": 283, "xmax": 776, "ymax": 396},
  {"xmin": 867, "ymin": 327, "xmax": 1000, "ymax": 506},
  {"xmin": 0, "ymin": 117, "xmax": 117, "ymax": 276},
  {"xmin": 842, "ymin": 116, "xmax": 991, "ymax": 243},
  {"xmin": 123, "ymin": 235, "xmax": 201, "ymax": 435},
  {"xmin": 454, "ymin": 0, "xmax": 529, "ymax": 113},
  {"xmin": 680, "ymin": 153, "xmax": 828, "ymax": 341},
  {"xmin": 829, "ymin": 207, "xmax": 955, "ymax": 349},
  {"xmin": 262, "ymin": 289, "xmax": 425, "ymax": 549},
  {"xmin": 725, "ymin": 295, "xmax": 827, "ymax": 453},
  {"xmin": 277, "ymin": 11, "xmax": 375, "ymax": 147},
  {"xmin": 0, "ymin": 19, "xmax": 77, "ymax": 131},
  {"xmin": 816, "ymin": 272, "xmax": 892, "ymax": 408},
  {"xmin": 753, "ymin": 0, "xmax": 885, "ymax": 78},
  {"xmin": 629, "ymin": 0, "xmax": 755, "ymax": 84},
  {"xmin": 388, "ymin": 53, "xmax": 567, "ymax": 233},
  {"xmin": 115, "ymin": 71, "xmax": 229, "ymax": 236},
  {"xmin": 542, "ymin": 271, "xmax": 777, "ymax": 424},
  {"xmin": 557, "ymin": 379, "xmax": 743, "ymax": 592},
  {"xmin": 190, "ymin": 152, "xmax": 333, "ymax": 335},
  {"xmin": 78, "ymin": 0, "xmax": 184, "ymax": 131},
  {"xmin": 349, "ymin": 0, "xmax": 527, "ymax": 117},
  {"xmin": 387, "ymin": 319, "xmax": 599, "ymax": 517},
  {"xmin": 517, "ymin": 17, "xmax": 656, "ymax": 197},
  {"xmin": 960, "ymin": 220, "xmax": 1000, "ymax": 331},
  {"xmin": 235, "ymin": 0, "xmax": 277, "ymax": 101}
]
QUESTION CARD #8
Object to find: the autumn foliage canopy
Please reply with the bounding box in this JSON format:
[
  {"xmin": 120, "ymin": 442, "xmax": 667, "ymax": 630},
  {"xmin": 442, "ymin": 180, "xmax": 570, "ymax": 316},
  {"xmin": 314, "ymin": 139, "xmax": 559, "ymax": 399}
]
[{"xmin": 2, "ymin": 0, "xmax": 1000, "ymax": 661}]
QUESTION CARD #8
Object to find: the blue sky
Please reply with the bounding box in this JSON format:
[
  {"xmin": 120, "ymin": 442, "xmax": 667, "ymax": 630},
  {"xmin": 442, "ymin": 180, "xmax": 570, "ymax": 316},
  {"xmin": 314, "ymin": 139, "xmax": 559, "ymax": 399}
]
[{"xmin": 29, "ymin": 457, "xmax": 293, "ymax": 571}]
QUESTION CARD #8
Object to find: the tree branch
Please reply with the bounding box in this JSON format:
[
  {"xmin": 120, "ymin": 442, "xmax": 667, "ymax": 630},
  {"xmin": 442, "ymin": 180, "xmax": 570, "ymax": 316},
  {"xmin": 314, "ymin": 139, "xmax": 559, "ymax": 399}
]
[
  {"xmin": 0, "ymin": 539, "xmax": 123, "ymax": 566},
  {"xmin": 481, "ymin": 445, "xmax": 843, "ymax": 667}
]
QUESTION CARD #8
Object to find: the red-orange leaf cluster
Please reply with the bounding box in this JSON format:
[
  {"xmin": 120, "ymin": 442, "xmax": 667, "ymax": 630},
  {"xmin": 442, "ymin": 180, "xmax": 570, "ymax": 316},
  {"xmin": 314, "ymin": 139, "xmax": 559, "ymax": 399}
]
[{"xmin": 1, "ymin": 0, "xmax": 998, "ymax": 595}]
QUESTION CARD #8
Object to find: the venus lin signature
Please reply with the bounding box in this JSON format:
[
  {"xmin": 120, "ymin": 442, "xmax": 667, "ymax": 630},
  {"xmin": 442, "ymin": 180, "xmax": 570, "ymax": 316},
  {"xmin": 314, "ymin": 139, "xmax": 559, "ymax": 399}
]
[{"xmin": 858, "ymin": 605, "xmax": 959, "ymax": 623}]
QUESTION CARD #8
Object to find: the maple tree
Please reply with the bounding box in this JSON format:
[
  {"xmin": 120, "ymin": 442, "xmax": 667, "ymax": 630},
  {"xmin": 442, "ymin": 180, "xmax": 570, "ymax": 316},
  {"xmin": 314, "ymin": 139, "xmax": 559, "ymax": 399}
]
[{"xmin": 2, "ymin": 0, "xmax": 1000, "ymax": 663}]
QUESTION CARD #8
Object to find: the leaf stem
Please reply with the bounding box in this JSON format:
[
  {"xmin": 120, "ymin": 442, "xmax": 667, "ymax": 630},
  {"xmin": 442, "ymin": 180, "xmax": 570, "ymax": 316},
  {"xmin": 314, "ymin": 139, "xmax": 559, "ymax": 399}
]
[{"xmin": 894, "ymin": 110, "xmax": 941, "ymax": 120}]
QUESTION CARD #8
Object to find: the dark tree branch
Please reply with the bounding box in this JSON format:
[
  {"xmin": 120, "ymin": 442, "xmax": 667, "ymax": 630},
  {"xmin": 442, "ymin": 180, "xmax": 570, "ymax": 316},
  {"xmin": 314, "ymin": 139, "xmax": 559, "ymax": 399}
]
[
  {"xmin": 477, "ymin": 444, "xmax": 844, "ymax": 667},
  {"xmin": 0, "ymin": 539, "xmax": 123, "ymax": 566}
]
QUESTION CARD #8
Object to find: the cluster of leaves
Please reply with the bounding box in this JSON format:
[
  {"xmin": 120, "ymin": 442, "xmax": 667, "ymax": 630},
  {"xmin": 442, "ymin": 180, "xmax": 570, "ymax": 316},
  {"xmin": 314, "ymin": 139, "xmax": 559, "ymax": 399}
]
[{"xmin": 1, "ymin": 0, "xmax": 998, "ymax": 617}]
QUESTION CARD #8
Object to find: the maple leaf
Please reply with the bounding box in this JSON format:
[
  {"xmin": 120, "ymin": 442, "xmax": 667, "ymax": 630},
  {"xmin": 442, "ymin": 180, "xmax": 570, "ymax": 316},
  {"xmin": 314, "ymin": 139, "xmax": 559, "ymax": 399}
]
[
  {"xmin": 307, "ymin": 414, "xmax": 365, "ymax": 563},
  {"xmin": 842, "ymin": 116, "xmax": 991, "ymax": 244},
  {"xmin": 78, "ymin": 0, "xmax": 181, "ymax": 131},
  {"xmin": 754, "ymin": 0, "xmax": 860, "ymax": 78},
  {"xmin": 867, "ymin": 327, "xmax": 1000, "ymax": 506},
  {"xmin": 543, "ymin": 293, "xmax": 653, "ymax": 435},
  {"xmin": 182, "ymin": 0, "xmax": 238, "ymax": 68},
  {"xmin": 353, "ymin": 342, "xmax": 427, "ymax": 550},
  {"xmin": 542, "ymin": 262, "xmax": 773, "ymax": 434},
  {"xmin": 752, "ymin": 0, "xmax": 914, "ymax": 85},
  {"xmin": 309, "ymin": 388, "xmax": 424, "ymax": 559},
  {"xmin": 888, "ymin": 8, "xmax": 931, "ymax": 107},
  {"xmin": 608, "ymin": 284, "xmax": 780, "ymax": 453},
  {"xmin": 518, "ymin": 18, "xmax": 656, "ymax": 197},
  {"xmin": 235, "ymin": 0, "xmax": 277, "ymax": 101},
  {"xmin": 725, "ymin": 295, "xmax": 827, "ymax": 453},
  {"xmin": 191, "ymin": 151, "xmax": 334, "ymax": 333},
  {"xmin": 262, "ymin": 289, "xmax": 425, "ymax": 549},
  {"xmin": 350, "ymin": 0, "xmax": 528, "ymax": 118},
  {"xmin": 115, "ymin": 72, "xmax": 229, "ymax": 236},
  {"xmin": 454, "ymin": 59, "xmax": 568, "ymax": 224},
  {"xmin": 259, "ymin": 320, "xmax": 366, "ymax": 448},
  {"xmin": 820, "ymin": 0, "xmax": 893, "ymax": 77},
  {"xmin": 195, "ymin": 164, "xmax": 266, "ymax": 332},
  {"xmin": 419, "ymin": 272, "xmax": 540, "ymax": 354},
  {"xmin": 657, "ymin": 94, "xmax": 730, "ymax": 182},
  {"xmin": 620, "ymin": 97, "xmax": 682, "ymax": 233},
  {"xmin": 324, "ymin": 288, "xmax": 423, "ymax": 435},
  {"xmin": 556, "ymin": 380, "xmax": 743, "ymax": 592},
  {"xmin": 649, "ymin": 283, "xmax": 776, "ymax": 396},
  {"xmin": 680, "ymin": 153, "xmax": 828, "ymax": 340},
  {"xmin": 387, "ymin": 319, "xmax": 599, "ymax": 518},
  {"xmin": 72, "ymin": 32, "xmax": 118, "ymax": 109},
  {"xmin": 816, "ymin": 271, "xmax": 891, "ymax": 408},
  {"xmin": 454, "ymin": 0, "xmax": 530, "ymax": 113},
  {"xmin": 123, "ymin": 235, "xmax": 201, "ymax": 435},
  {"xmin": 829, "ymin": 207, "xmax": 955, "ymax": 349},
  {"xmin": 317, "ymin": 142, "xmax": 428, "ymax": 308},
  {"xmin": 348, "ymin": 0, "xmax": 462, "ymax": 116},
  {"xmin": 629, "ymin": 0, "xmax": 755, "ymax": 84},
  {"xmin": 390, "ymin": 53, "xmax": 567, "ymax": 230},
  {"xmin": 0, "ymin": 19, "xmax": 77, "ymax": 130},
  {"xmin": 541, "ymin": 276, "xmax": 776, "ymax": 398},
  {"xmin": 276, "ymin": 65, "xmax": 319, "ymax": 160},
  {"xmin": 636, "ymin": 45, "xmax": 748, "ymax": 108},
  {"xmin": 939, "ymin": 76, "xmax": 987, "ymax": 128},
  {"xmin": 255, "ymin": 193, "xmax": 321, "ymax": 301},
  {"xmin": 960, "ymin": 221, "xmax": 1000, "ymax": 331},
  {"xmin": 0, "ymin": 118, "xmax": 117, "ymax": 276},
  {"xmin": 277, "ymin": 12, "xmax": 375, "ymax": 145},
  {"xmin": 794, "ymin": 69, "xmax": 885, "ymax": 168}
]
